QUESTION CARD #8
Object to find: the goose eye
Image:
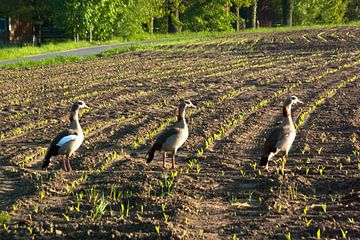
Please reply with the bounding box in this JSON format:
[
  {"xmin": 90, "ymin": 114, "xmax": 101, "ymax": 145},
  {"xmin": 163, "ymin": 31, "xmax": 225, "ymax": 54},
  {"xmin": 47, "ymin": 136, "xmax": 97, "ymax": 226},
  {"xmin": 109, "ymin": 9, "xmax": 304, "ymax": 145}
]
[{"xmin": 291, "ymin": 97, "xmax": 296, "ymax": 100}]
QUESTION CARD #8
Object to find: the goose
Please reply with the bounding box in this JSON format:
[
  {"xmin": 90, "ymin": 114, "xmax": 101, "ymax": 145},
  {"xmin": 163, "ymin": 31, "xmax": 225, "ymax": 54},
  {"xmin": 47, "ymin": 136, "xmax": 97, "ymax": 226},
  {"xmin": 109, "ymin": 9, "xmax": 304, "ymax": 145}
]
[
  {"xmin": 42, "ymin": 101, "xmax": 89, "ymax": 171},
  {"xmin": 147, "ymin": 99, "xmax": 196, "ymax": 169},
  {"xmin": 260, "ymin": 96, "xmax": 303, "ymax": 171}
]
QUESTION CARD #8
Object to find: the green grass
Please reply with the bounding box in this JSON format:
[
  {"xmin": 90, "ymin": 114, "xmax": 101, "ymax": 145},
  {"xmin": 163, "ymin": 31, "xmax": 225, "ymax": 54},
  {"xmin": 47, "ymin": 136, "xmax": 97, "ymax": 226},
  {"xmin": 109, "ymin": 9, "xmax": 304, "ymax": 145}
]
[
  {"xmin": 1, "ymin": 21, "xmax": 359, "ymax": 61},
  {"xmin": 0, "ymin": 35, "xmax": 221, "ymax": 69},
  {"xmin": 0, "ymin": 31, "xmax": 228, "ymax": 61},
  {"xmin": 1, "ymin": 55, "xmax": 96, "ymax": 69},
  {"xmin": 0, "ymin": 41, "xmax": 94, "ymax": 61},
  {"xmin": 1, "ymin": 21, "xmax": 359, "ymax": 69},
  {"xmin": 0, "ymin": 211, "xmax": 11, "ymax": 224},
  {"xmin": 240, "ymin": 21, "xmax": 360, "ymax": 33}
]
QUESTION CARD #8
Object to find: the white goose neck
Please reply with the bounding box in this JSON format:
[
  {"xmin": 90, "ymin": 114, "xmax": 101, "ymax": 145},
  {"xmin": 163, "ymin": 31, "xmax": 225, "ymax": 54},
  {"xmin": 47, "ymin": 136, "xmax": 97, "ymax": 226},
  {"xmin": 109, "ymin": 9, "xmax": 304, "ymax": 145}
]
[
  {"xmin": 283, "ymin": 104, "xmax": 295, "ymax": 129},
  {"xmin": 69, "ymin": 110, "xmax": 81, "ymax": 130},
  {"xmin": 177, "ymin": 105, "xmax": 188, "ymax": 128}
]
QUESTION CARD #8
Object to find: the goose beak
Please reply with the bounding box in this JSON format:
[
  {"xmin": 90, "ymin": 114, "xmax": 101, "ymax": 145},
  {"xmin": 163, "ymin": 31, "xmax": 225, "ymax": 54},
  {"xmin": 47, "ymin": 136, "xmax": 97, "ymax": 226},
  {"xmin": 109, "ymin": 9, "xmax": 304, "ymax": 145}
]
[
  {"xmin": 189, "ymin": 103, "xmax": 197, "ymax": 108},
  {"xmin": 297, "ymin": 99, "xmax": 303, "ymax": 104},
  {"xmin": 84, "ymin": 104, "xmax": 90, "ymax": 109}
]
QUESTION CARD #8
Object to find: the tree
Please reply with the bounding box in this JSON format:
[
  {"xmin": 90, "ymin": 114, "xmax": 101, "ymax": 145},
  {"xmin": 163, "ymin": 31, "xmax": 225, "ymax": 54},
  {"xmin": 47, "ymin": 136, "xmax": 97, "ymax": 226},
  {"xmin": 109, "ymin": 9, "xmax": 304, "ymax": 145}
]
[
  {"xmin": 232, "ymin": 0, "xmax": 252, "ymax": 30},
  {"xmin": 51, "ymin": 0, "xmax": 147, "ymax": 41},
  {"xmin": 165, "ymin": 0, "xmax": 185, "ymax": 33},
  {"xmin": 344, "ymin": 0, "xmax": 360, "ymax": 21},
  {"xmin": 282, "ymin": 0, "xmax": 293, "ymax": 26},
  {"xmin": 251, "ymin": 0, "xmax": 257, "ymax": 28},
  {"xmin": 141, "ymin": 0, "xmax": 166, "ymax": 34},
  {"xmin": 293, "ymin": 0, "xmax": 349, "ymax": 25},
  {"xmin": 0, "ymin": 0, "xmax": 52, "ymax": 45},
  {"xmin": 183, "ymin": 0, "xmax": 233, "ymax": 32}
]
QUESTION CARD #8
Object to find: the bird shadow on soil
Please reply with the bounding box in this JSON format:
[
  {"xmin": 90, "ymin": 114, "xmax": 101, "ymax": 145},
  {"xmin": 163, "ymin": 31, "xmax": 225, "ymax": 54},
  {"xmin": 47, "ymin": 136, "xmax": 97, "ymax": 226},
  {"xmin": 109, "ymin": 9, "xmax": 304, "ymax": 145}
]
[{"xmin": 0, "ymin": 166, "xmax": 37, "ymax": 210}]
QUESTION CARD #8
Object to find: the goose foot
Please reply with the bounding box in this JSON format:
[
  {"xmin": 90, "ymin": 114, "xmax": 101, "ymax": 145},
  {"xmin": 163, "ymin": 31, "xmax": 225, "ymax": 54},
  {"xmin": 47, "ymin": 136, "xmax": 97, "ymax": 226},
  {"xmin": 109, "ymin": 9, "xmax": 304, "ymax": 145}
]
[
  {"xmin": 171, "ymin": 156, "xmax": 176, "ymax": 169},
  {"xmin": 264, "ymin": 163, "xmax": 270, "ymax": 172},
  {"xmin": 162, "ymin": 153, "xmax": 167, "ymax": 169}
]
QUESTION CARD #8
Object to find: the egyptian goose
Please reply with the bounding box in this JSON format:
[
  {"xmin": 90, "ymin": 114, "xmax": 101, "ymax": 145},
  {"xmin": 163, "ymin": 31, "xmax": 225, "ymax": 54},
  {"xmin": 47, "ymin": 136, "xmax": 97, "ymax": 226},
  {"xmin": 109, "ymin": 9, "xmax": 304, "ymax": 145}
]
[
  {"xmin": 147, "ymin": 99, "xmax": 196, "ymax": 169},
  {"xmin": 260, "ymin": 96, "xmax": 303, "ymax": 171},
  {"xmin": 42, "ymin": 101, "xmax": 89, "ymax": 171}
]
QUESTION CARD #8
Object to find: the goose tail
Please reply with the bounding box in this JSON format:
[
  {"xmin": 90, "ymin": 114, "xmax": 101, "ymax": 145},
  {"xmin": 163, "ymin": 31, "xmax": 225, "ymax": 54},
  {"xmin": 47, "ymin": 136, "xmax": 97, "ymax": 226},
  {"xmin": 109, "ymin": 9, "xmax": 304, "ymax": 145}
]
[
  {"xmin": 259, "ymin": 156, "xmax": 268, "ymax": 167},
  {"xmin": 42, "ymin": 149, "xmax": 52, "ymax": 169},
  {"xmin": 146, "ymin": 147, "xmax": 156, "ymax": 163}
]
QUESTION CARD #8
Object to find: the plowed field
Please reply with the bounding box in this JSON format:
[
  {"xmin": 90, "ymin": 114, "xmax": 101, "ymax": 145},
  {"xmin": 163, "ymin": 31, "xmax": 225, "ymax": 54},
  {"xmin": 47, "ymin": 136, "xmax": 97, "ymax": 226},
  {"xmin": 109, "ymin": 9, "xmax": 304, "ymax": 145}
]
[{"xmin": 0, "ymin": 26, "xmax": 359, "ymax": 239}]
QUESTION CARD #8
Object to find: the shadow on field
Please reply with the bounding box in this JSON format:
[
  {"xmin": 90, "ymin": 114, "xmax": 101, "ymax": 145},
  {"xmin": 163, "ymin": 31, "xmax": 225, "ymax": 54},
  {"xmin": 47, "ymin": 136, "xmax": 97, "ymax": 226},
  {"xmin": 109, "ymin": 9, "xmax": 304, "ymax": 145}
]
[
  {"xmin": 0, "ymin": 165, "xmax": 36, "ymax": 210},
  {"xmin": 40, "ymin": 157, "xmax": 174, "ymax": 239}
]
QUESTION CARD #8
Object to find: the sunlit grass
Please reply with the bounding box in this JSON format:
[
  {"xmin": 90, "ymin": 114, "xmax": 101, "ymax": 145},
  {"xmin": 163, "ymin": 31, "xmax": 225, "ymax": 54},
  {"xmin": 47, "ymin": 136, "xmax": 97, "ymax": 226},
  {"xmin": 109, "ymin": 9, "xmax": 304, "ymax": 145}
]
[
  {"xmin": 0, "ymin": 31, "xmax": 226, "ymax": 61},
  {"xmin": 0, "ymin": 41, "xmax": 94, "ymax": 61},
  {"xmin": 1, "ymin": 21, "xmax": 359, "ymax": 61},
  {"xmin": 1, "ymin": 55, "xmax": 95, "ymax": 69}
]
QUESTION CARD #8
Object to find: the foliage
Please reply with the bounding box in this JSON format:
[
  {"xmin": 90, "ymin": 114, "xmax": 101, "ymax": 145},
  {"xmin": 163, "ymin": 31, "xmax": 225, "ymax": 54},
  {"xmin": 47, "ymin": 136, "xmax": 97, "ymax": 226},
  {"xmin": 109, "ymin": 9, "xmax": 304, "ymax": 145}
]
[
  {"xmin": 50, "ymin": 0, "xmax": 167, "ymax": 41},
  {"xmin": 294, "ymin": 0, "xmax": 349, "ymax": 25},
  {"xmin": 183, "ymin": 0, "xmax": 235, "ymax": 31},
  {"xmin": 0, "ymin": 0, "xmax": 359, "ymax": 42},
  {"xmin": 0, "ymin": 211, "xmax": 11, "ymax": 224},
  {"xmin": 344, "ymin": 0, "xmax": 360, "ymax": 22}
]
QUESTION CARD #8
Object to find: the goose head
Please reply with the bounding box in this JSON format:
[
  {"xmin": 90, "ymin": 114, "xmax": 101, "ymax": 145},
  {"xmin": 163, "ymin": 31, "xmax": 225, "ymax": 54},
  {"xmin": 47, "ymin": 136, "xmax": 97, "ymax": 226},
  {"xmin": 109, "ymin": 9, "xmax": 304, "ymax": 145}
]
[
  {"xmin": 180, "ymin": 99, "xmax": 196, "ymax": 109},
  {"xmin": 285, "ymin": 96, "xmax": 303, "ymax": 106},
  {"xmin": 71, "ymin": 100, "xmax": 90, "ymax": 112},
  {"xmin": 282, "ymin": 96, "xmax": 303, "ymax": 117}
]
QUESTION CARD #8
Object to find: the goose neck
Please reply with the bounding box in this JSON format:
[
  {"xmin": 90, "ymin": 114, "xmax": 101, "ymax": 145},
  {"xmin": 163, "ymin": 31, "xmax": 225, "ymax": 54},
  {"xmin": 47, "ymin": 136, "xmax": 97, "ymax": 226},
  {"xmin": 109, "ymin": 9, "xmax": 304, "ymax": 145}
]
[
  {"xmin": 177, "ymin": 105, "xmax": 187, "ymax": 127},
  {"xmin": 283, "ymin": 104, "xmax": 294, "ymax": 128},
  {"xmin": 69, "ymin": 110, "xmax": 81, "ymax": 130}
]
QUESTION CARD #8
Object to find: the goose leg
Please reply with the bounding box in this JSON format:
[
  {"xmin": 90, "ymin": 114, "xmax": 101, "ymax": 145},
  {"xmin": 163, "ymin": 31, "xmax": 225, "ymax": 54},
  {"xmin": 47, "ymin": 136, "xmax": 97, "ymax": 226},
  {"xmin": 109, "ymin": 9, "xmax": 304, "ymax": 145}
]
[
  {"xmin": 61, "ymin": 157, "xmax": 68, "ymax": 172},
  {"xmin": 265, "ymin": 162, "xmax": 269, "ymax": 172},
  {"xmin": 280, "ymin": 155, "xmax": 287, "ymax": 174},
  {"xmin": 265, "ymin": 151, "xmax": 277, "ymax": 171},
  {"xmin": 163, "ymin": 152, "xmax": 167, "ymax": 169},
  {"xmin": 66, "ymin": 156, "xmax": 72, "ymax": 172},
  {"xmin": 171, "ymin": 153, "xmax": 176, "ymax": 169}
]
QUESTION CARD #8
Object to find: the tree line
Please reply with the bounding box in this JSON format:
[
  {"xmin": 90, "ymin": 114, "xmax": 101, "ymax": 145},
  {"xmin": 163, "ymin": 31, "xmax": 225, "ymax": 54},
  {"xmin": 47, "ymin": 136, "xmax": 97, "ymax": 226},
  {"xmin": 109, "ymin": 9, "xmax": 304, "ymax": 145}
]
[{"xmin": 0, "ymin": 0, "xmax": 358, "ymax": 43}]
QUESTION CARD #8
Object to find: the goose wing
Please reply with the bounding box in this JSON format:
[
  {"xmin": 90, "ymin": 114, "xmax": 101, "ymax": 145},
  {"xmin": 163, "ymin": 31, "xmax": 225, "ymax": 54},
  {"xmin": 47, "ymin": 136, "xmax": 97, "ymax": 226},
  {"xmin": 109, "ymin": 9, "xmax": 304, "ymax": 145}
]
[
  {"xmin": 153, "ymin": 127, "xmax": 181, "ymax": 150},
  {"xmin": 262, "ymin": 126, "xmax": 291, "ymax": 156},
  {"xmin": 51, "ymin": 129, "xmax": 79, "ymax": 147},
  {"xmin": 146, "ymin": 127, "xmax": 181, "ymax": 163},
  {"xmin": 42, "ymin": 129, "xmax": 79, "ymax": 169}
]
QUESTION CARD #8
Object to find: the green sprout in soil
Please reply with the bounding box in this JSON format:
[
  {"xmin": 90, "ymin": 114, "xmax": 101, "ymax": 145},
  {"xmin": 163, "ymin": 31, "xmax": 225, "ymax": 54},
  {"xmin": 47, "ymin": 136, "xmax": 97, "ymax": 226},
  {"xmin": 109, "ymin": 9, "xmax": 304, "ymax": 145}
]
[
  {"xmin": 317, "ymin": 229, "xmax": 321, "ymax": 239},
  {"xmin": 0, "ymin": 211, "xmax": 11, "ymax": 224}
]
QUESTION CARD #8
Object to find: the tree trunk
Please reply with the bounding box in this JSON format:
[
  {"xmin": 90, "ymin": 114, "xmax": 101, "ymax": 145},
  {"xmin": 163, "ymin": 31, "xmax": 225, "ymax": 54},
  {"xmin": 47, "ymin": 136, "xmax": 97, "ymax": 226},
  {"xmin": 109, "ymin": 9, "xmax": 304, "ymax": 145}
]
[
  {"xmin": 236, "ymin": 6, "xmax": 240, "ymax": 31},
  {"xmin": 32, "ymin": 25, "xmax": 36, "ymax": 46},
  {"xmin": 282, "ymin": 0, "xmax": 293, "ymax": 26},
  {"xmin": 167, "ymin": 13, "xmax": 175, "ymax": 33},
  {"xmin": 74, "ymin": 31, "xmax": 79, "ymax": 43},
  {"xmin": 38, "ymin": 25, "xmax": 41, "ymax": 46},
  {"xmin": 224, "ymin": 2, "xmax": 230, "ymax": 15},
  {"xmin": 167, "ymin": 0, "xmax": 181, "ymax": 33},
  {"xmin": 167, "ymin": 0, "xmax": 175, "ymax": 33},
  {"xmin": 89, "ymin": 28, "xmax": 92, "ymax": 42},
  {"xmin": 252, "ymin": 0, "xmax": 257, "ymax": 29},
  {"xmin": 175, "ymin": 7, "xmax": 181, "ymax": 32},
  {"xmin": 149, "ymin": 17, "xmax": 154, "ymax": 34}
]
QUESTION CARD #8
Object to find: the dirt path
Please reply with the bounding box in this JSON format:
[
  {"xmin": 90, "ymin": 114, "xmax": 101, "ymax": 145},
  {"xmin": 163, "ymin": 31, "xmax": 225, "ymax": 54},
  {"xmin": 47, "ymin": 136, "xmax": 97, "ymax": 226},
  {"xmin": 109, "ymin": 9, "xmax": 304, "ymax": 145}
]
[{"xmin": 0, "ymin": 39, "xmax": 177, "ymax": 66}]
